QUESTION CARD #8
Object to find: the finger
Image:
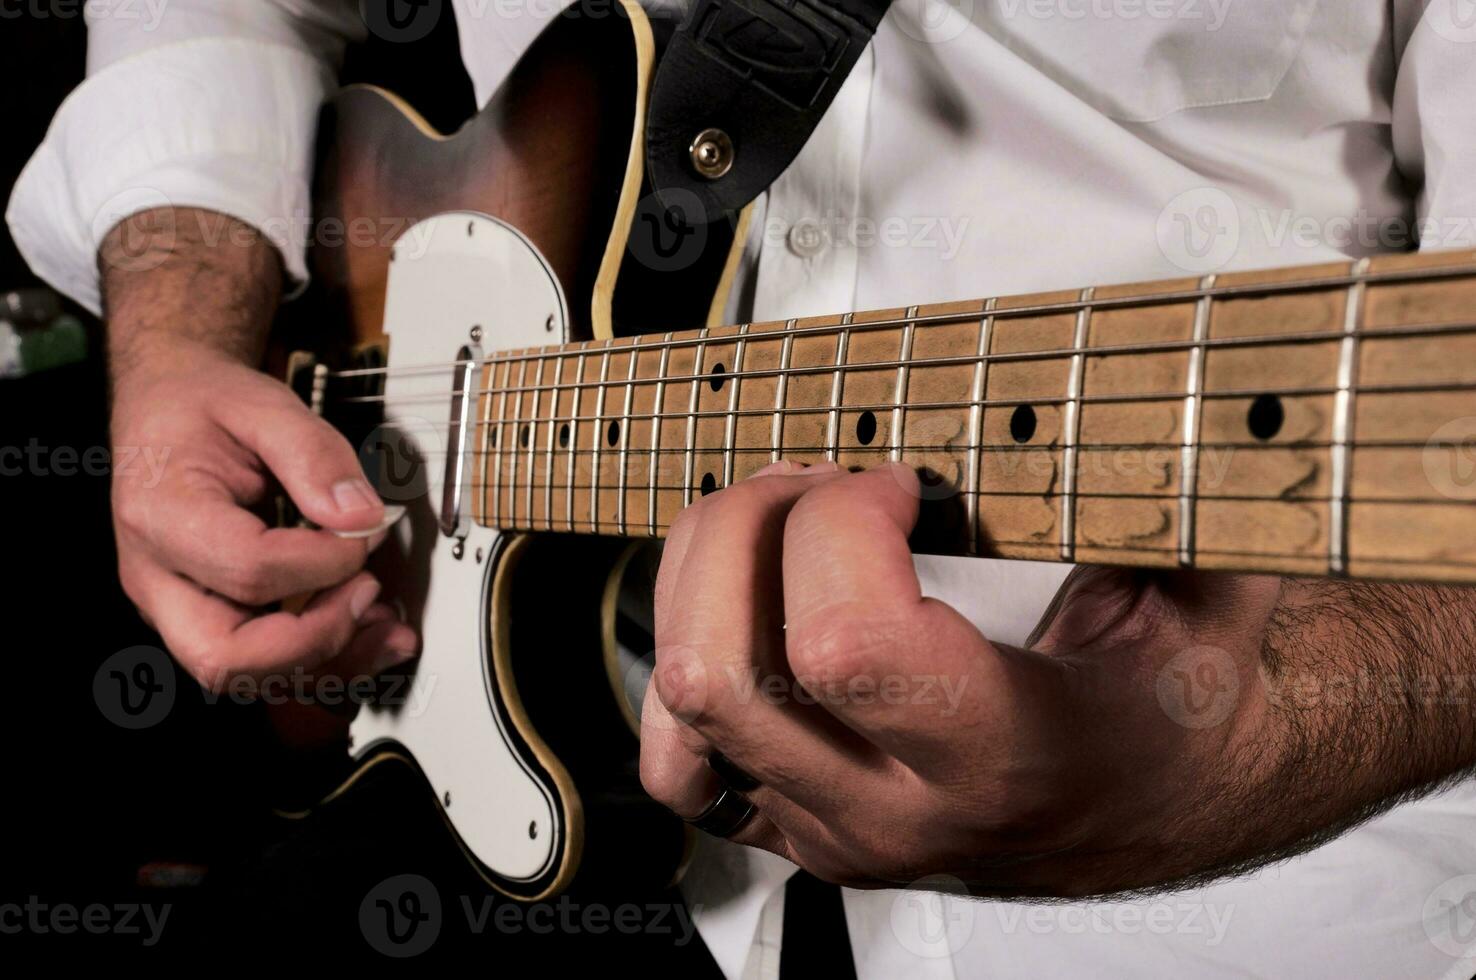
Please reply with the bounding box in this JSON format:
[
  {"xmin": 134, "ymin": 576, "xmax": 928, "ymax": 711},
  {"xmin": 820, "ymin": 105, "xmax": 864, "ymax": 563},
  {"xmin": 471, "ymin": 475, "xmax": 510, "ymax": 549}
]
[
  {"xmin": 133, "ymin": 560, "xmax": 386, "ymax": 687},
  {"xmin": 135, "ymin": 481, "xmax": 374, "ymax": 606},
  {"xmin": 652, "ymin": 464, "xmax": 892, "ymax": 815},
  {"xmin": 212, "ymin": 381, "xmax": 384, "ymax": 533},
  {"xmin": 639, "ymin": 679, "xmax": 811, "ymax": 855},
  {"xmin": 325, "ymin": 605, "xmax": 420, "ymax": 680},
  {"xmin": 654, "ymin": 458, "xmax": 817, "ymax": 627},
  {"xmin": 780, "ymin": 465, "xmax": 1067, "ymax": 773}
]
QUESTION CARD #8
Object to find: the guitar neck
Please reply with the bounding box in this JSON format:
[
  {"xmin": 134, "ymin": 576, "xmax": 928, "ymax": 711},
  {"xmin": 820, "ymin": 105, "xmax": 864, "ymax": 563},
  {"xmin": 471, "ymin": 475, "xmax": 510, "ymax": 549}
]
[{"xmin": 475, "ymin": 248, "xmax": 1476, "ymax": 583}]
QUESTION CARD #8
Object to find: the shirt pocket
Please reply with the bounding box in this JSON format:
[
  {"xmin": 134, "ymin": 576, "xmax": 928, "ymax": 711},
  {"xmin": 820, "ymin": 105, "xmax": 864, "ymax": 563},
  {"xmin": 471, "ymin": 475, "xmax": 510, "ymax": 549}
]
[{"xmin": 979, "ymin": 0, "xmax": 1321, "ymax": 122}]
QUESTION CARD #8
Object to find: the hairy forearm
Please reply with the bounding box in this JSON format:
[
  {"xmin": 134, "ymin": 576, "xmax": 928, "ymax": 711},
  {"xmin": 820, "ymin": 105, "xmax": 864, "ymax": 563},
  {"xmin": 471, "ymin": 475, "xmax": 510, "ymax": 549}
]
[
  {"xmin": 1217, "ymin": 579, "xmax": 1476, "ymax": 878},
  {"xmin": 98, "ymin": 207, "xmax": 283, "ymax": 379}
]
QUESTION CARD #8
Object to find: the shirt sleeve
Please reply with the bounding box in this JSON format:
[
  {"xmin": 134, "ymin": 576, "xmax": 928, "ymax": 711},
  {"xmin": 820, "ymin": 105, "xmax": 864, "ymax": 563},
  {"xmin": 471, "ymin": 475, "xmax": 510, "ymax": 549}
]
[
  {"xmin": 4, "ymin": 1, "xmax": 364, "ymax": 315},
  {"xmin": 1392, "ymin": 0, "xmax": 1476, "ymax": 254}
]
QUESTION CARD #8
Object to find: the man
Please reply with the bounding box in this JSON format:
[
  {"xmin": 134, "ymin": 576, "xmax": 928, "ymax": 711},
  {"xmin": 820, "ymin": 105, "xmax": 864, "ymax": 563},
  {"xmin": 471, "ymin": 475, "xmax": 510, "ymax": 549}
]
[{"xmin": 9, "ymin": 0, "xmax": 1476, "ymax": 975}]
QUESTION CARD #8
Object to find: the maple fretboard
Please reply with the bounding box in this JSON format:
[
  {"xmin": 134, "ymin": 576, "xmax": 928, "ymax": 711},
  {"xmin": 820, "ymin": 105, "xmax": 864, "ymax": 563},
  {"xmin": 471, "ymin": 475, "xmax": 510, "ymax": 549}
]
[{"xmin": 474, "ymin": 249, "xmax": 1476, "ymax": 584}]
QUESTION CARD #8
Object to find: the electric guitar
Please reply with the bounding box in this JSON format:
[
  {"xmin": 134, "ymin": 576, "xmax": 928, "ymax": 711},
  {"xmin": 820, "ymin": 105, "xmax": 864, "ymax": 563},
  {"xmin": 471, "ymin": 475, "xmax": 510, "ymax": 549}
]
[{"xmin": 271, "ymin": 0, "xmax": 1476, "ymax": 902}]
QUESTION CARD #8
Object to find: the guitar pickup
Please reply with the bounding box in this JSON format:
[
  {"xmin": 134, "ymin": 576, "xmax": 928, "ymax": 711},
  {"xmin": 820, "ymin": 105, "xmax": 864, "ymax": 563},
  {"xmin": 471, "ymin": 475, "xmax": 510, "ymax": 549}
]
[{"xmin": 441, "ymin": 342, "xmax": 483, "ymax": 538}]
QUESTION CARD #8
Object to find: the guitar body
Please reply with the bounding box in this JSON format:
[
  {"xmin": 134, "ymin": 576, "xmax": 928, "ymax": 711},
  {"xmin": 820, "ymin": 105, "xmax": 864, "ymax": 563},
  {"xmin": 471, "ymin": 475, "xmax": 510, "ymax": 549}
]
[{"xmin": 272, "ymin": 1, "xmax": 740, "ymax": 900}]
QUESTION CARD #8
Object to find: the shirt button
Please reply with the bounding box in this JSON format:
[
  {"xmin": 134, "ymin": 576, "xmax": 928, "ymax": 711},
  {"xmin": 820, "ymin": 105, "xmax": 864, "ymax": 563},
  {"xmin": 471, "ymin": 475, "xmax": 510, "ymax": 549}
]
[{"xmin": 786, "ymin": 218, "xmax": 828, "ymax": 259}]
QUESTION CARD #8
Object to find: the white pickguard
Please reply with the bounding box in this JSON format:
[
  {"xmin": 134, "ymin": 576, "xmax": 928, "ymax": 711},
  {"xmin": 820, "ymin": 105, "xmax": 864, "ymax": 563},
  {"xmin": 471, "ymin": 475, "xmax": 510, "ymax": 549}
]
[{"xmin": 349, "ymin": 212, "xmax": 568, "ymax": 887}]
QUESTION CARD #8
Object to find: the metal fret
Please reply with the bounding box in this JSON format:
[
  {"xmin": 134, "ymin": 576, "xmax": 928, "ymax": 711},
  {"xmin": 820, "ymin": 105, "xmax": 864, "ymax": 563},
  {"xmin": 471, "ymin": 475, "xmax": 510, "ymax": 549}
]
[
  {"xmin": 1330, "ymin": 257, "xmax": 1372, "ymax": 576},
  {"xmin": 590, "ymin": 343, "xmax": 613, "ymax": 528},
  {"xmin": 649, "ymin": 332, "xmax": 673, "ymax": 536},
  {"xmin": 615, "ymin": 348, "xmax": 639, "ymax": 534},
  {"xmin": 542, "ymin": 353, "xmax": 562, "ymax": 531},
  {"xmin": 1178, "ymin": 274, "xmax": 1216, "ymax": 566},
  {"xmin": 565, "ymin": 347, "xmax": 587, "ymax": 530},
  {"xmin": 508, "ymin": 355, "xmax": 529, "ymax": 527},
  {"xmin": 889, "ymin": 308, "xmax": 919, "ymax": 462},
  {"xmin": 683, "ymin": 328, "xmax": 710, "ymax": 506},
  {"xmin": 476, "ymin": 359, "xmax": 497, "ymax": 527},
  {"xmin": 524, "ymin": 353, "xmax": 544, "ymax": 527},
  {"xmin": 1060, "ymin": 287, "xmax": 1094, "ymax": 561},
  {"xmin": 965, "ymin": 299, "xmax": 996, "ymax": 555},
  {"xmin": 723, "ymin": 324, "xmax": 750, "ymax": 486},
  {"xmin": 491, "ymin": 359, "xmax": 512, "ymax": 526},
  {"xmin": 367, "ymin": 318, "xmax": 1476, "ymax": 411},
  {"xmin": 771, "ymin": 320, "xmax": 797, "ymax": 463},
  {"xmin": 825, "ymin": 315, "xmax": 853, "ymax": 461}
]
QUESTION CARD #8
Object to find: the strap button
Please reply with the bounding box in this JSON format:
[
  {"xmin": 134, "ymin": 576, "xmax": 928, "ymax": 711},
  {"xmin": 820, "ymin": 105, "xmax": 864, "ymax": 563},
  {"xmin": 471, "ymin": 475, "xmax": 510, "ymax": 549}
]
[{"xmin": 689, "ymin": 128, "xmax": 735, "ymax": 180}]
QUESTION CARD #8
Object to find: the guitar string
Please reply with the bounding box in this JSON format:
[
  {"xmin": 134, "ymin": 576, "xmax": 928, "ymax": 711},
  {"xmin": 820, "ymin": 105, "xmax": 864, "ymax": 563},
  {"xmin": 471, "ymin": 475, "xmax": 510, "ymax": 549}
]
[
  {"xmin": 321, "ymin": 377, "xmax": 1476, "ymax": 431},
  {"xmin": 318, "ymin": 260, "xmax": 1476, "ymax": 382},
  {"xmin": 457, "ymin": 481, "xmax": 1475, "ymax": 506},
  {"xmin": 409, "ymin": 516, "xmax": 1476, "ymax": 570},
  {"xmin": 409, "ymin": 437, "xmax": 1475, "ymax": 455},
  {"xmin": 321, "ymin": 317, "xmax": 1476, "ymax": 409}
]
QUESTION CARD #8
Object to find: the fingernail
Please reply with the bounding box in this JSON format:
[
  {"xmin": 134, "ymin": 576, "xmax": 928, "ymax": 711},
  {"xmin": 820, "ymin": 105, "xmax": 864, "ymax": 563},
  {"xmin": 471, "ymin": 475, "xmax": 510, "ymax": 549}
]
[
  {"xmin": 755, "ymin": 460, "xmax": 801, "ymax": 477},
  {"xmin": 333, "ymin": 478, "xmax": 381, "ymax": 514},
  {"xmin": 350, "ymin": 579, "xmax": 381, "ymax": 621},
  {"xmin": 371, "ymin": 643, "xmax": 417, "ymax": 676},
  {"xmin": 366, "ymin": 527, "xmax": 389, "ymax": 552},
  {"xmin": 333, "ymin": 504, "xmax": 406, "ymax": 540}
]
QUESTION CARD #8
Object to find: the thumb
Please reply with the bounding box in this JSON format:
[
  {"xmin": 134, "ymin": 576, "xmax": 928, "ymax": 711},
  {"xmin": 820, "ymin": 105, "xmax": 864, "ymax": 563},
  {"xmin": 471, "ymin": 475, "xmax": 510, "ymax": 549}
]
[{"xmin": 215, "ymin": 380, "xmax": 386, "ymax": 532}]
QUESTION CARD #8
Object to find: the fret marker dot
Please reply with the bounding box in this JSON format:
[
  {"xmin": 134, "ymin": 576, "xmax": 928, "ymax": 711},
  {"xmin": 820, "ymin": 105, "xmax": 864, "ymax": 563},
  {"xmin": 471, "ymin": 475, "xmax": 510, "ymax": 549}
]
[
  {"xmin": 710, "ymin": 363, "xmax": 726, "ymax": 392},
  {"xmin": 558, "ymin": 423, "xmax": 570, "ymax": 448},
  {"xmin": 607, "ymin": 420, "xmax": 620, "ymax": 447},
  {"xmin": 856, "ymin": 411, "xmax": 877, "ymax": 446},
  {"xmin": 1010, "ymin": 405, "xmax": 1037, "ymax": 444},
  {"xmin": 700, "ymin": 472, "xmax": 718, "ymax": 496},
  {"xmin": 520, "ymin": 424, "xmax": 530, "ymax": 448},
  {"xmin": 1247, "ymin": 394, "xmax": 1284, "ymax": 441}
]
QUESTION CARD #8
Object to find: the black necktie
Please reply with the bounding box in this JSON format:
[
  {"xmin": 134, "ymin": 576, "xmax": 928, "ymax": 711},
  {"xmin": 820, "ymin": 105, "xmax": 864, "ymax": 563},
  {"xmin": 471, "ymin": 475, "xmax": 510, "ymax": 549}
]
[{"xmin": 779, "ymin": 871, "xmax": 858, "ymax": 979}]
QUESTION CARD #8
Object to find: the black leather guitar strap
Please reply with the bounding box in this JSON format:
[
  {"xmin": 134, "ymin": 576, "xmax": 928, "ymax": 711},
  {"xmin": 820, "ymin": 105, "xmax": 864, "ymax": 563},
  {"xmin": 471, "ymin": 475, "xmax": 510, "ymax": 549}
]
[{"xmin": 644, "ymin": 0, "xmax": 895, "ymax": 224}]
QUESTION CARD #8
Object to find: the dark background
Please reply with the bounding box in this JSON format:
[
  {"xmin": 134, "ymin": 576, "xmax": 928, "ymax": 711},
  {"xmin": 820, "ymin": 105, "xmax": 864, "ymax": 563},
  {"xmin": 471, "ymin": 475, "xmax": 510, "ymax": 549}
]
[{"xmin": 0, "ymin": 10, "xmax": 718, "ymax": 969}]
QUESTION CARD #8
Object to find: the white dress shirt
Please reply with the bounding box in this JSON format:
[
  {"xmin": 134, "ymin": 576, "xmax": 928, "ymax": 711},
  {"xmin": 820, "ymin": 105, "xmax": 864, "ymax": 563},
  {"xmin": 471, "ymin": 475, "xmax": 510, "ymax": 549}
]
[{"xmin": 10, "ymin": 1, "xmax": 1476, "ymax": 976}]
